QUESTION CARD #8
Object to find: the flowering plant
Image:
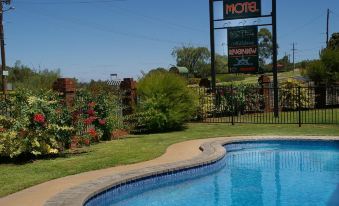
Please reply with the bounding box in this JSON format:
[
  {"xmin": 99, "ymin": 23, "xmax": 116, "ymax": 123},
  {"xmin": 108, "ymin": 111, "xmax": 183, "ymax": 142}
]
[{"xmin": 0, "ymin": 89, "xmax": 74, "ymax": 158}]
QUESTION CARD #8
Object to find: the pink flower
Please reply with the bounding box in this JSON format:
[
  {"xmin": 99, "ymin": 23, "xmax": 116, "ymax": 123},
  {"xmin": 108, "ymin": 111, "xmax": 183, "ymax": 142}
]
[
  {"xmin": 33, "ymin": 113, "xmax": 45, "ymax": 124},
  {"xmin": 83, "ymin": 138, "xmax": 90, "ymax": 146},
  {"xmin": 87, "ymin": 109, "xmax": 95, "ymax": 116},
  {"xmin": 84, "ymin": 116, "xmax": 97, "ymax": 125},
  {"xmin": 98, "ymin": 119, "xmax": 106, "ymax": 125}
]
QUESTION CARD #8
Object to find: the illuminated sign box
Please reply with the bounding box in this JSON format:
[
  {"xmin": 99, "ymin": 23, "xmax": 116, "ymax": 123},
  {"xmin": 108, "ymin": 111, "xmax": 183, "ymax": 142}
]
[
  {"xmin": 228, "ymin": 26, "xmax": 259, "ymax": 73},
  {"xmin": 223, "ymin": 0, "xmax": 261, "ymax": 20}
]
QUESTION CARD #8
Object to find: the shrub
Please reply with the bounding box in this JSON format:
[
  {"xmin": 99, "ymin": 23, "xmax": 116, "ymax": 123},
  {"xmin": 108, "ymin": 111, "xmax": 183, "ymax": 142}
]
[
  {"xmin": 72, "ymin": 89, "xmax": 125, "ymax": 143},
  {"xmin": 280, "ymin": 79, "xmax": 314, "ymax": 110},
  {"xmin": 0, "ymin": 89, "xmax": 74, "ymax": 158},
  {"xmin": 136, "ymin": 71, "xmax": 198, "ymax": 132}
]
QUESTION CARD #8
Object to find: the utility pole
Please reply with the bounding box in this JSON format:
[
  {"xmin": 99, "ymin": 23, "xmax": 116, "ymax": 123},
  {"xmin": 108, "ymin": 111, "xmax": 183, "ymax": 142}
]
[
  {"xmin": 326, "ymin": 8, "xmax": 330, "ymax": 46},
  {"xmin": 272, "ymin": 0, "xmax": 279, "ymax": 118},
  {"xmin": 292, "ymin": 43, "xmax": 297, "ymax": 71},
  {"xmin": 209, "ymin": 0, "xmax": 216, "ymax": 92},
  {"xmin": 0, "ymin": 0, "xmax": 11, "ymax": 98}
]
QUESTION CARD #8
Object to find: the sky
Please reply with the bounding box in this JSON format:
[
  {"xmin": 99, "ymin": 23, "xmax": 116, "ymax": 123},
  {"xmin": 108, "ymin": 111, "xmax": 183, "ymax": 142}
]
[{"xmin": 4, "ymin": 0, "xmax": 339, "ymax": 82}]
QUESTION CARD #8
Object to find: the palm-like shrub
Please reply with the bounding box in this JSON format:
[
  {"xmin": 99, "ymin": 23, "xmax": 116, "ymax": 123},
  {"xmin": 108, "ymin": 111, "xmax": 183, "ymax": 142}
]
[{"xmin": 136, "ymin": 71, "xmax": 198, "ymax": 132}]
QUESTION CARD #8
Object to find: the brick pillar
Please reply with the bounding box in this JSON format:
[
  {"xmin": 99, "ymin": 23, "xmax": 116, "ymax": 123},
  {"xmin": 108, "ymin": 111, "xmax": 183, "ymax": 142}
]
[
  {"xmin": 258, "ymin": 75, "xmax": 272, "ymax": 112},
  {"xmin": 53, "ymin": 78, "xmax": 76, "ymax": 107},
  {"xmin": 120, "ymin": 78, "xmax": 137, "ymax": 115}
]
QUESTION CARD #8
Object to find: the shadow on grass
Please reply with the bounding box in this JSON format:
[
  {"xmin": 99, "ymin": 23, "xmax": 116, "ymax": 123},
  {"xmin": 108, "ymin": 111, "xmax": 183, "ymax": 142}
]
[{"xmin": 0, "ymin": 148, "xmax": 91, "ymax": 165}]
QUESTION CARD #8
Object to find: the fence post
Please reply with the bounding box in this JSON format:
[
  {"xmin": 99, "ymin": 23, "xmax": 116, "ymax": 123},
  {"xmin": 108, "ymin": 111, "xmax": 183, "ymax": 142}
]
[
  {"xmin": 298, "ymin": 86, "xmax": 301, "ymax": 127},
  {"xmin": 231, "ymin": 84, "xmax": 234, "ymax": 126}
]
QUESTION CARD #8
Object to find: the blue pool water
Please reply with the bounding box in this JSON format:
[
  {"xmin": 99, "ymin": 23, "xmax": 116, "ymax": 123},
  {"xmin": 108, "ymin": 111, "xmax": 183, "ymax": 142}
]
[{"xmin": 86, "ymin": 140, "xmax": 339, "ymax": 206}]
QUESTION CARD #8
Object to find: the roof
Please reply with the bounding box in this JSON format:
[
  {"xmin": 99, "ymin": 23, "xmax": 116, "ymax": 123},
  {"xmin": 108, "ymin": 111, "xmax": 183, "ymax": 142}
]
[{"xmin": 170, "ymin": 66, "xmax": 189, "ymax": 74}]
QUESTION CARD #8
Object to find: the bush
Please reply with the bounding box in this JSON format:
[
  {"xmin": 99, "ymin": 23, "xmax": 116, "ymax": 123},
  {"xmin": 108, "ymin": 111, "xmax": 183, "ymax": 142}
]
[
  {"xmin": 0, "ymin": 90, "xmax": 74, "ymax": 158},
  {"xmin": 72, "ymin": 89, "xmax": 125, "ymax": 143},
  {"xmin": 280, "ymin": 79, "xmax": 314, "ymax": 110},
  {"xmin": 136, "ymin": 72, "xmax": 198, "ymax": 132}
]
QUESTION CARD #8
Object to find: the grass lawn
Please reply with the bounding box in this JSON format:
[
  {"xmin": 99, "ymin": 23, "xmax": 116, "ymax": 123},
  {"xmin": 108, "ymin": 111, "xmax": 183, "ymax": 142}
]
[
  {"xmin": 1, "ymin": 123, "xmax": 339, "ymax": 197},
  {"xmin": 217, "ymin": 70, "xmax": 302, "ymax": 85}
]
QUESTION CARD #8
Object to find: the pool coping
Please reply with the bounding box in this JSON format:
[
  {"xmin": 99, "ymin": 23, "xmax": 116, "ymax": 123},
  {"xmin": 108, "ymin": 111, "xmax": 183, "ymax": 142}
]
[{"xmin": 44, "ymin": 136, "xmax": 339, "ymax": 206}]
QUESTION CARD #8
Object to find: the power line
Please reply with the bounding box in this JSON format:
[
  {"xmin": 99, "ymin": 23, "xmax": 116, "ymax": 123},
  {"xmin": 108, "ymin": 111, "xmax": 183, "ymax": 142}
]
[
  {"xmin": 16, "ymin": 0, "xmax": 206, "ymax": 33},
  {"xmin": 15, "ymin": 0, "xmax": 126, "ymax": 5},
  {"xmin": 105, "ymin": 5, "xmax": 206, "ymax": 33},
  {"xmin": 330, "ymin": 10, "xmax": 339, "ymax": 19},
  {"xmin": 280, "ymin": 13, "xmax": 325, "ymax": 39},
  {"xmin": 21, "ymin": 8, "xmax": 205, "ymax": 46}
]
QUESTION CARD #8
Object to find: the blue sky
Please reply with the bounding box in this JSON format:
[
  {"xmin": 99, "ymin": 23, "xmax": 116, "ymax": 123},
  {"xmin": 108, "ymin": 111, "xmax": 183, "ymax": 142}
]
[{"xmin": 4, "ymin": 0, "xmax": 339, "ymax": 82}]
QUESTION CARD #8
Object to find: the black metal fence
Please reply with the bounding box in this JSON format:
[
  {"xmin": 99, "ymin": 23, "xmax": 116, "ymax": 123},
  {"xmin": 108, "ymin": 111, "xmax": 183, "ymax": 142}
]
[{"xmin": 194, "ymin": 85, "xmax": 339, "ymax": 125}]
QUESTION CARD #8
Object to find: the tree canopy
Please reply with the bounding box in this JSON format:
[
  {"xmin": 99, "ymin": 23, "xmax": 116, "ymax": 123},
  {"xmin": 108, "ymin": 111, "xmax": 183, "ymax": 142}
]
[
  {"xmin": 171, "ymin": 45, "xmax": 228, "ymax": 78},
  {"xmin": 7, "ymin": 61, "xmax": 61, "ymax": 91}
]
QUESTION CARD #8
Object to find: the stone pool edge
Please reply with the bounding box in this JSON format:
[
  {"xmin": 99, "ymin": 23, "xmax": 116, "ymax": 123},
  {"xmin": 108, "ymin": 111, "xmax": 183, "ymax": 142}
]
[{"xmin": 44, "ymin": 136, "xmax": 339, "ymax": 206}]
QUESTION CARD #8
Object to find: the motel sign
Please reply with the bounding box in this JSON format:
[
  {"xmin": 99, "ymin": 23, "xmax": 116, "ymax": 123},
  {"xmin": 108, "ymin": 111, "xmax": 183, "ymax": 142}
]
[
  {"xmin": 224, "ymin": 0, "xmax": 261, "ymax": 20},
  {"xmin": 228, "ymin": 26, "xmax": 259, "ymax": 73}
]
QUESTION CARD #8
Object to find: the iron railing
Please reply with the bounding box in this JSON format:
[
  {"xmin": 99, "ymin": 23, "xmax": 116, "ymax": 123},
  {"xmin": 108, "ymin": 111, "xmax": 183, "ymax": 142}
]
[{"xmin": 194, "ymin": 85, "xmax": 339, "ymax": 125}]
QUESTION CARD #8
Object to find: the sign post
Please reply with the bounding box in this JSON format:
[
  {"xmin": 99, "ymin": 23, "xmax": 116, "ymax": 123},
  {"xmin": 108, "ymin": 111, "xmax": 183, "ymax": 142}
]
[
  {"xmin": 209, "ymin": 0, "xmax": 216, "ymax": 92},
  {"xmin": 209, "ymin": 0, "xmax": 279, "ymax": 117}
]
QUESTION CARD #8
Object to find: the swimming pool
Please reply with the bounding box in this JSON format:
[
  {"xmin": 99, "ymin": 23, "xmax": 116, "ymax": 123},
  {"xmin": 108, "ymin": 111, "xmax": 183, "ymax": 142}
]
[{"xmin": 85, "ymin": 140, "xmax": 339, "ymax": 206}]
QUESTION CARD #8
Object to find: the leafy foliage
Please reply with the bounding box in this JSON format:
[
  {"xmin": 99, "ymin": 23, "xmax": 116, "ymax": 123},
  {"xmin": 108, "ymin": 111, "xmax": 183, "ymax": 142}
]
[
  {"xmin": 72, "ymin": 89, "xmax": 124, "ymax": 143},
  {"xmin": 135, "ymin": 71, "xmax": 198, "ymax": 132},
  {"xmin": 279, "ymin": 79, "xmax": 314, "ymax": 110},
  {"xmin": 0, "ymin": 90, "xmax": 73, "ymax": 158},
  {"xmin": 8, "ymin": 61, "xmax": 60, "ymax": 91},
  {"xmin": 304, "ymin": 48, "xmax": 339, "ymax": 84},
  {"xmin": 258, "ymin": 28, "xmax": 273, "ymax": 67},
  {"xmin": 172, "ymin": 45, "xmax": 228, "ymax": 78}
]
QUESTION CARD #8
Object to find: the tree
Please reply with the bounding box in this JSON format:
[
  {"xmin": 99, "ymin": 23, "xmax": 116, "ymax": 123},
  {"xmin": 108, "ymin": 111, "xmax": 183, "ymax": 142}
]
[
  {"xmin": 258, "ymin": 28, "xmax": 273, "ymax": 67},
  {"xmin": 8, "ymin": 61, "xmax": 60, "ymax": 91},
  {"xmin": 278, "ymin": 55, "xmax": 292, "ymax": 71},
  {"xmin": 172, "ymin": 45, "xmax": 210, "ymax": 77},
  {"xmin": 304, "ymin": 47, "xmax": 339, "ymax": 84},
  {"xmin": 328, "ymin": 33, "xmax": 339, "ymax": 50},
  {"xmin": 172, "ymin": 45, "xmax": 228, "ymax": 78}
]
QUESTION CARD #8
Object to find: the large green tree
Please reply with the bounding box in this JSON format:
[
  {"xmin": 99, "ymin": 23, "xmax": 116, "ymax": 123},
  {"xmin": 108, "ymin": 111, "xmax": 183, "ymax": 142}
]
[
  {"xmin": 171, "ymin": 45, "xmax": 210, "ymax": 77},
  {"xmin": 258, "ymin": 28, "xmax": 273, "ymax": 67},
  {"xmin": 304, "ymin": 34, "xmax": 339, "ymax": 84},
  {"xmin": 172, "ymin": 46, "xmax": 228, "ymax": 77}
]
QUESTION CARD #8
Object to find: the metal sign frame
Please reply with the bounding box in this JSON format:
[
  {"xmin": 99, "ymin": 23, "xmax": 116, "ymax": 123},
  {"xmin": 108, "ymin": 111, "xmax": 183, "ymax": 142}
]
[{"xmin": 209, "ymin": 0, "xmax": 279, "ymax": 117}]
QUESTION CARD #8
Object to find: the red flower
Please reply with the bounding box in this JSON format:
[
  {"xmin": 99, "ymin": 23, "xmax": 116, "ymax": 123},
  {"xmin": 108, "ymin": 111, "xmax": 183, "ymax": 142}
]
[
  {"xmin": 84, "ymin": 116, "xmax": 97, "ymax": 125},
  {"xmin": 0, "ymin": 128, "xmax": 5, "ymax": 132},
  {"xmin": 88, "ymin": 102, "xmax": 96, "ymax": 108},
  {"xmin": 33, "ymin": 113, "xmax": 45, "ymax": 124},
  {"xmin": 87, "ymin": 109, "xmax": 95, "ymax": 116},
  {"xmin": 98, "ymin": 119, "xmax": 106, "ymax": 125},
  {"xmin": 83, "ymin": 138, "xmax": 90, "ymax": 146},
  {"xmin": 88, "ymin": 128, "xmax": 97, "ymax": 138}
]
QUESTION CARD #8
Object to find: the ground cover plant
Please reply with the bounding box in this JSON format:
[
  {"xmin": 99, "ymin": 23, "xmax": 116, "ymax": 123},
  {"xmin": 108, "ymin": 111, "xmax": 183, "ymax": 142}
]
[{"xmin": 1, "ymin": 123, "xmax": 339, "ymax": 197}]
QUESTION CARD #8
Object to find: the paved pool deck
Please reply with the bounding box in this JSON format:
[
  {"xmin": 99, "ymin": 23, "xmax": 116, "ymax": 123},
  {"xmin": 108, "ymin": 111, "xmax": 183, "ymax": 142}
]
[{"xmin": 0, "ymin": 136, "xmax": 338, "ymax": 206}]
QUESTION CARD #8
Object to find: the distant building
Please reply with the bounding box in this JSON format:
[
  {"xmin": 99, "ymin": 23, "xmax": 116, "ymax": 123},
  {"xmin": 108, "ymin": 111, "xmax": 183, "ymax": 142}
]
[{"xmin": 169, "ymin": 66, "xmax": 189, "ymax": 78}]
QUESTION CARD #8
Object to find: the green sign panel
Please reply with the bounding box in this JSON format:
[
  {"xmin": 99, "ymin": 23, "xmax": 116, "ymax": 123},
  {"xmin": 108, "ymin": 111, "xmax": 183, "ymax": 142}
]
[
  {"xmin": 223, "ymin": 0, "xmax": 261, "ymax": 20},
  {"xmin": 228, "ymin": 26, "xmax": 259, "ymax": 73}
]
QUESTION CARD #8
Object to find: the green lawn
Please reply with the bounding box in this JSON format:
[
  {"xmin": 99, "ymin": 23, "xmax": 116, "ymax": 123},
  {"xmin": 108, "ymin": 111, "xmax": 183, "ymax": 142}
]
[
  {"xmin": 1, "ymin": 123, "xmax": 339, "ymax": 197},
  {"xmin": 217, "ymin": 70, "xmax": 302, "ymax": 85}
]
